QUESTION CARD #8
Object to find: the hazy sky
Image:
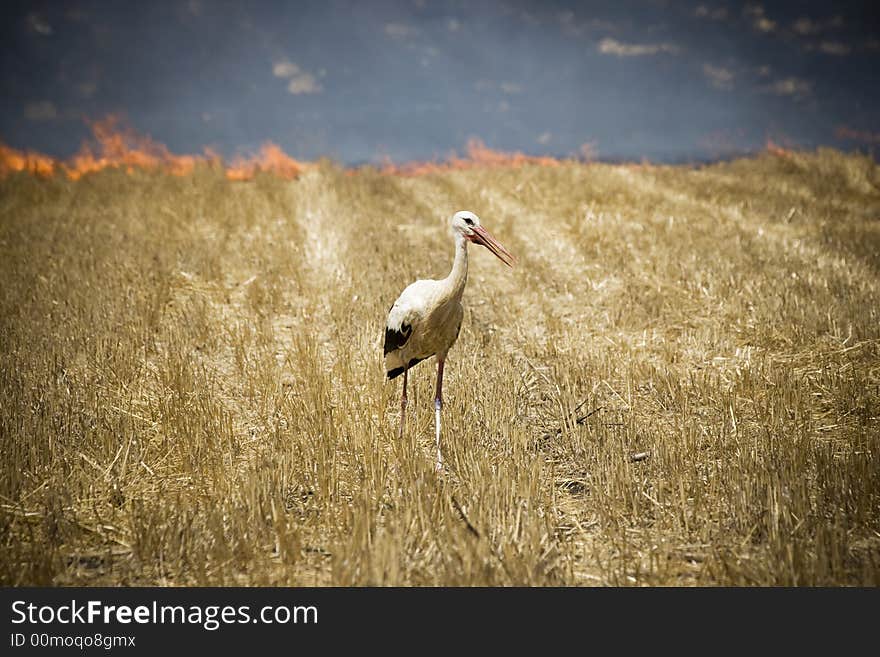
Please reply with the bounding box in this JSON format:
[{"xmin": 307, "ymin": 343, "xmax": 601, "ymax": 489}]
[{"xmin": 1, "ymin": 0, "xmax": 878, "ymax": 163}]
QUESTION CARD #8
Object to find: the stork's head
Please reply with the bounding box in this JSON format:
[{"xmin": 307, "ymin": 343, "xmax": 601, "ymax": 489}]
[{"xmin": 450, "ymin": 210, "xmax": 516, "ymax": 267}]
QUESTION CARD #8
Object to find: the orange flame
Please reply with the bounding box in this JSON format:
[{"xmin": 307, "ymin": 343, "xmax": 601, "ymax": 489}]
[
  {"xmin": 765, "ymin": 139, "xmax": 789, "ymax": 157},
  {"xmin": 765, "ymin": 135, "xmax": 800, "ymax": 159},
  {"xmin": 0, "ymin": 143, "xmax": 56, "ymax": 177},
  {"xmin": 378, "ymin": 138, "xmax": 566, "ymax": 176},
  {"xmin": 1, "ymin": 118, "xmax": 589, "ymax": 182},
  {"xmin": 59, "ymin": 116, "xmax": 201, "ymax": 179},
  {"xmin": 0, "ymin": 115, "xmax": 305, "ymax": 181},
  {"xmin": 834, "ymin": 125, "xmax": 880, "ymax": 145},
  {"xmin": 225, "ymin": 142, "xmax": 304, "ymax": 180}
]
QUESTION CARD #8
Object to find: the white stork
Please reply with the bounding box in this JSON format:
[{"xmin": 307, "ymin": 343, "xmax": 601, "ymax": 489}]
[{"xmin": 383, "ymin": 210, "xmax": 515, "ymax": 470}]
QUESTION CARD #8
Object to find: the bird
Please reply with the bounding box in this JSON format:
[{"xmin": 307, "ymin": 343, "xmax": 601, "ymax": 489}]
[{"xmin": 383, "ymin": 210, "xmax": 515, "ymax": 470}]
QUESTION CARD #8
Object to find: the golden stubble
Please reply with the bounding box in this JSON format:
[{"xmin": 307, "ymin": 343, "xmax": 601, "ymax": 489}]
[{"xmin": 1, "ymin": 149, "xmax": 878, "ymax": 585}]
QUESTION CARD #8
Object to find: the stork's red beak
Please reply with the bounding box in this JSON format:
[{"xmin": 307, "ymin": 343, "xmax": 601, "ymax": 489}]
[{"xmin": 469, "ymin": 225, "xmax": 516, "ymax": 267}]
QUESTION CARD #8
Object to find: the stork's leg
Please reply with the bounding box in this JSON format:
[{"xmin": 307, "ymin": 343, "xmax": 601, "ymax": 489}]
[
  {"xmin": 434, "ymin": 357, "xmax": 445, "ymax": 471},
  {"xmin": 399, "ymin": 366, "xmax": 408, "ymax": 440}
]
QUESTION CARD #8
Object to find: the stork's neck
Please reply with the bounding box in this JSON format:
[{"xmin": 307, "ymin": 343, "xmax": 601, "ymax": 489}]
[{"xmin": 443, "ymin": 233, "xmax": 468, "ymax": 298}]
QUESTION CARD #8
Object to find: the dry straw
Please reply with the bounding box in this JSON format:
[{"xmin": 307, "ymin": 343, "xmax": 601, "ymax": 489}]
[{"xmin": 1, "ymin": 148, "xmax": 878, "ymax": 585}]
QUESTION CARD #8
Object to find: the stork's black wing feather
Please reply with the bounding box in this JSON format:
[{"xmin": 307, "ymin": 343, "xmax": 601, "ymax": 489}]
[
  {"xmin": 383, "ymin": 321, "xmax": 412, "ymax": 356},
  {"xmin": 386, "ymin": 356, "xmax": 427, "ymax": 380}
]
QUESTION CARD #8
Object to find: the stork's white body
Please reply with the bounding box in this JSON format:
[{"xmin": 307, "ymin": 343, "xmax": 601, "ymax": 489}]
[
  {"xmin": 384, "ymin": 238, "xmax": 467, "ymax": 377},
  {"xmin": 383, "ymin": 210, "xmax": 514, "ymax": 471}
]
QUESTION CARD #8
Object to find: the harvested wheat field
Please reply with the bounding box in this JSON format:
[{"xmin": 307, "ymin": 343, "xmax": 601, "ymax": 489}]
[{"xmin": 1, "ymin": 148, "xmax": 879, "ymax": 586}]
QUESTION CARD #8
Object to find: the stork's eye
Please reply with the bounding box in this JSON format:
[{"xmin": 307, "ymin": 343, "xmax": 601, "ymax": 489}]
[{"xmin": 464, "ymin": 217, "xmax": 474, "ymax": 226}]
